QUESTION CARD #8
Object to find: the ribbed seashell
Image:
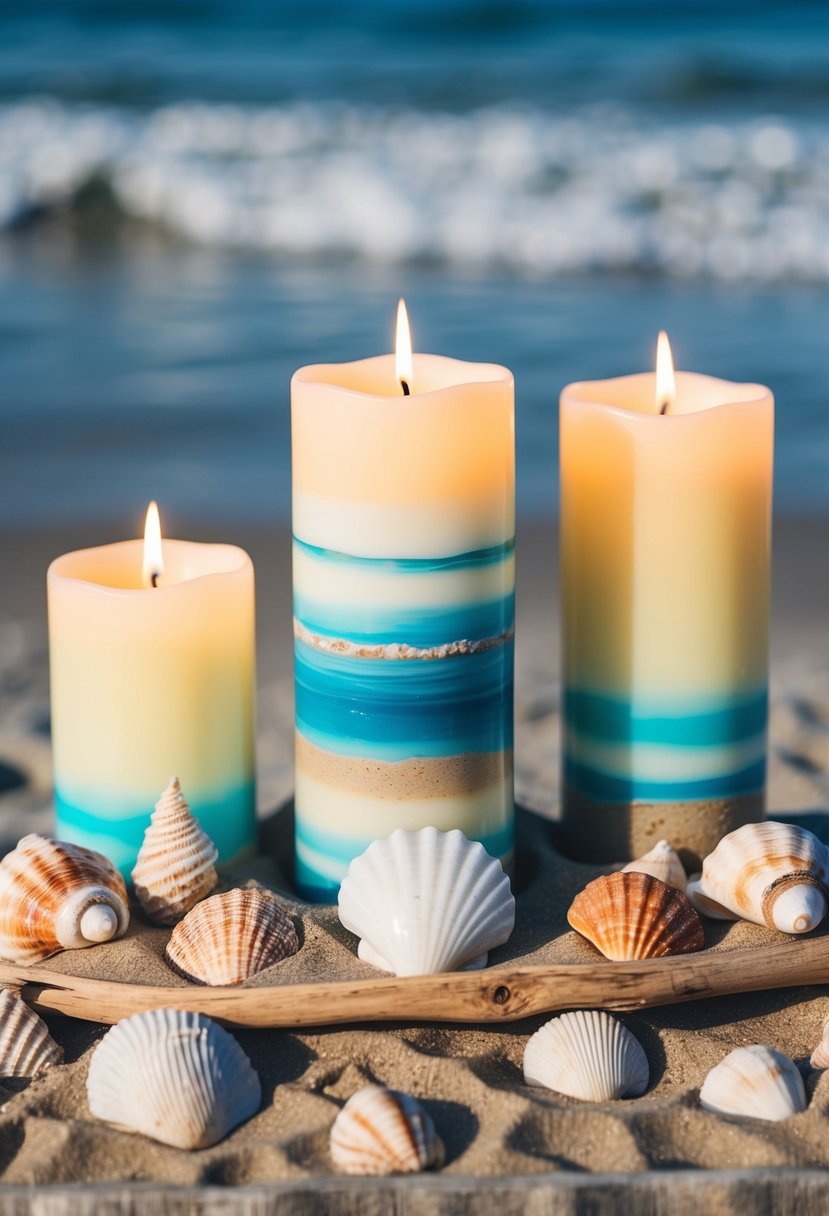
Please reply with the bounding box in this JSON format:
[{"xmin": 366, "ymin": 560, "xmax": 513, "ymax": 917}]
[
  {"xmin": 87, "ymin": 1007, "xmax": 261, "ymax": 1149},
  {"xmin": 165, "ymin": 888, "xmax": 299, "ymax": 985},
  {"xmin": 337, "ymin": 827, "xmax": 515, "ymax": 976},
  {"xmin": 523, "ymin": 1010, "xmax": 649, "ymax": 1102},
  {"xmin": 131, "ymin": 777, "xmax": 218, "ymax": 925},
  {"xmin": 567, "ymin": 871, "xmax": 704, "ymax": 961},
  {"xmin": 0, "ymin": 835, "xmax": 130, "ymax": 963},
  {"xmin": 330, "ymin": 1085, "xmax": 444, "ymax": 1176},
  {"xmin": 687, "ymin": 822, "xmax": 829, "ymax": 935},
  {"xmin": 810, "ymin": 1015, "xmax": 829, "ymax": 1070},
  {"xmin": 622, "ymin": 840, "xmax": 687, "ymax": 892},
  {"xmin": 699, "ymin": 1045, "xmax": 807, "ymax": 1121},
  {"xmin": 0, "ymin": 989, "xmax": 62, "ymax": 1077}
]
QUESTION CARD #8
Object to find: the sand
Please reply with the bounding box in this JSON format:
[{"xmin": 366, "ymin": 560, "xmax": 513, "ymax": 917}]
[{"xmin": 0, "ymin": 519, "xmax": 828, "ymax": 1186}]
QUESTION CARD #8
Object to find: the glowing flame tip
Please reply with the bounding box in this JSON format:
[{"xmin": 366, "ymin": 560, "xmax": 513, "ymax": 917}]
[
  {"xmin": 395, "ymin": 298, "xmax": 413, "ymax": 392},
  {"xmin": 143, "ymin": 500, "xmax": 164, "ymax": 587},
  {"xmin": 655, "ymin": 330, "xmax": 676, "ymax": 414}
]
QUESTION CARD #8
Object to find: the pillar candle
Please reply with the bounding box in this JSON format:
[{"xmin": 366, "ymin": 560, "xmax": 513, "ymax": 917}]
[
  {"xmin": 291, "ymin": 350, "xmax": 515, "ymax": 900},
  {"xmin": 560, "ymin": 364, "xmax": 774, "ymax": 866},
  {"xmin": 48, "ymin": 536, "xmax": 257, "ymax": 875}
]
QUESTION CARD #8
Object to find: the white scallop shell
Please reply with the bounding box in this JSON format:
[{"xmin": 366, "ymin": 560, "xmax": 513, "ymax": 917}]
[
  {"xmin": 622, "ymin": 840, "xmax": 687, "ymax": 892},
  {"xmin": 337, "ymin": 828, "xmax": 515, "ymax": 976},
  {"xmin": 523, "ymin": 1010, "xmax": 649, "ymax": 1102},
  {"xmin": 0, "ymin": 989, "xmax": 62, "ymax": 1077},
  {"xmin": 86, "ymin": 1007, "xmax": 261, "ymax": 1149},
  {"xmin": 687, "ymin": 822, "xmax": 829, "ymax": 934},
  {"xmin": 131, "ymin": 777, "xmax": 218, "ymax": 925},
  {"xmin": 699, "ymin": 1045, "xmax": 807, "ymax": 1121},
  {"xmin": 330, "ymin": 1085, "xmax": 444, "ymax": 1175},
  {"xmin": 810, "ymin": 1014, "xmax": 829, "ymax": 1070}
]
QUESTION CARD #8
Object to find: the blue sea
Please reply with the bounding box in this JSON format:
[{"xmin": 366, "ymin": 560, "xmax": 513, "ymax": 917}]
[{"xmin": 1, "ymin": 0, "xmax": 828, "ymax": 530}]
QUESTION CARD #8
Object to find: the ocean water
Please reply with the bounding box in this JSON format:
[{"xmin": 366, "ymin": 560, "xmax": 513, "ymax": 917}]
[{"xmin": 1, "ymin": 0, "xmax": 828, "ymax": 528}]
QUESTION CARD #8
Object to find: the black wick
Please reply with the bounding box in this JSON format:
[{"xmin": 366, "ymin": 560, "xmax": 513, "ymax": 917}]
[
  {"xmin": 659, "ymin": 399, "xmax": 670, "ymax": 416},
  {"xmin": 151, "ymin": 572, "xmax": 160, "ymax": 588},
  {"xmin": 401, "ymin": 379, "xmax": 411, "ymax": 397}
]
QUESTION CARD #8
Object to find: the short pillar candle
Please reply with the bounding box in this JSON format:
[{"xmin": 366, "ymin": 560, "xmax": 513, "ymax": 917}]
[
  {"xmin": 560, "ymin": 356, "xmax": 774, "ymax": 867},
  {"xmin": 291, "ymin": 339, "xmax": 515, "ymax": 900}
]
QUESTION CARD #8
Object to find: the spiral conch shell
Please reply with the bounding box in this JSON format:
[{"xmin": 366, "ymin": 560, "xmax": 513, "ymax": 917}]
[
  {"xmin": 686, "ymin": 822, "xmax": 829, "ymax": 935},
  {"xmin": 330, "ymin": 1085, "xmax": 444, "ymax": 1176},
  {"xmin": 622, "ymin": 840, "xmax": 687, "ymax": 892},
  {"xmin": 0, "ymin": 989, "xmax": 62, "ymax": 1077},
  {"xmin": 567, "ymin": 871, "xmax": 704, "ymax": 961},
  {"xmin": 0, "ymin": 835, "xmax": 129, "ymax": 963},
  {"xmin": 699, "ymin": 1045, "xmax": 807, "ymax": 1121},
  {"xmin": 87, "ymin": 1008, "xmax": 261, "ymax": 1149},
  {"xmin": 131, "ymin": 777, "xmax": 218, "ymax": 925},
  {"xmin": 165, "ymin": 888, "xmax": 299, "ymax": 985},
  {"xmin": 523, "ymin": 1011, "xmax": 649, "ymax": 1102}
]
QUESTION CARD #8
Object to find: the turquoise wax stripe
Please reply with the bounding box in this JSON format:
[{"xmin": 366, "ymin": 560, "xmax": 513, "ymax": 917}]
[
  {"xmin": 564, "ymin": 688, "xmax": 768, "ymax": 747},
  {"xmin": 564, "ymin": 757, "xmax": 766, "ymax": 803},
  {"xmin": 293, "ymin": 536, "xmax": 515, "ymax": 572},
  {"xmin": 294, "ymin": 593, "xmax": 515, "ymax": 647}
]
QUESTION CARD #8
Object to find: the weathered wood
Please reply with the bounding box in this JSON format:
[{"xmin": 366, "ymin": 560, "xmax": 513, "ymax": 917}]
[
  {"xmin": 1, "ymin": 1169, "xmax": 829, "ymax": 1216},
  {"xmin": 0, "ymin": 934, "xmax": 826, "ymax": 1028}
]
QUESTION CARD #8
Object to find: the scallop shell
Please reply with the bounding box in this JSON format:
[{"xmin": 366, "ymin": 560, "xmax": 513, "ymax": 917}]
[
  {"xmin": 330, "ymin": 1085, "xmax": 444, "ymax": 1175},
  {"xmin": 131, "ymin": 777, "xmax": 218, "ymax": 925},
  {"xmin": 523, "ymin": 1010, "xmax": 649, "ymax": 1102},
  {"xmin": 0, "ymin": 989, "xmax": 62, "ymax": 1077},
  {"xmin": 87, "ymin": 1007, "xmax": 260, "ymax": 1149},
  {"xmin": 687, "ymin": 822, "xmax": 829, "ymax": 934},
  {"xmin": 337, "ymin": 827, "xmax": 515, "ymax": 977},
  {"xmin": 165, "ymin": 888, "xmax": 299, "ymax": 985},
  {"xmin": 622, "ymin": 840, "xmax": 687, "ymax": 892},
  {"xmin": 810, "ymin": 1015, "xmax": 829, "ymax": 1070},
  {"xmin": 699, "ymin": 1045, "xmax": 807, "ymax": 1121},
  {"xmin": 0, "ymin": 834, "xmax": 130, "ymax": 963},
  {"xmin": 567, "ymin": 871, "xmax": 704, "ymax": 961}
]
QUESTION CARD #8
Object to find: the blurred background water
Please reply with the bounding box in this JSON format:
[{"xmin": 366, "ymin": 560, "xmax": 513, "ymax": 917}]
[{"xmin": 1, "ymin": 0, "xmax": 828, "ymax": 531}]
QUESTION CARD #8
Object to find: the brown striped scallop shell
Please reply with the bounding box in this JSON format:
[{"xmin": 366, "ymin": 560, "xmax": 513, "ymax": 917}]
[
  {"xmin": 567, "ymin": 871, "xmax": 705, "ymax": 961},
  {"xmin": 131, "ymin": 777, "xmax": 218, "ymax": 925},
  {"xmin": 0, "ymin": 834, "xmax": 130, "ymax": 963},
  {"xmin": 165, "ymin": 888, "xmax": 299, "ymax": 985},
  {"xmin": 330, "ymin": 1085, "xmax": 444, "ymax": 1176},
  {"xmin": 0, "ymin": 989, "xmax": 62, "ymax": 1077}
]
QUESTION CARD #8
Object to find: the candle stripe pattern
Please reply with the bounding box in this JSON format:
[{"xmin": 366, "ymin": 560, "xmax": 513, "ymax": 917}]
[{"xmin": 293, "ymin": 537, "xmax": 515, "ymax": 901}]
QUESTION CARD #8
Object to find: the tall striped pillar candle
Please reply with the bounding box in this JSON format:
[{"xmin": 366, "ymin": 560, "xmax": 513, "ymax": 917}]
[
  {"xmin": 560, "ymin": 342, "xmax": 774, "ymax": 866},
  {"xmin": 291, "ymin": 337, "xmax": 515, "ymax": 900}
]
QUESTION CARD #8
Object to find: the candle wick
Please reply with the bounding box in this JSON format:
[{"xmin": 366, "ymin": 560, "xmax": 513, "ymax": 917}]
[
  {"xmin": 401, "ymin": 379, "xmax": 411, "ymax": 397},
  {"xmin": 151, "ymin": 572, "xmax": 160, "ymax": 588},
  {"xmin": 659, "ymin": 399, "xmax": 670, "ymax": 416}
]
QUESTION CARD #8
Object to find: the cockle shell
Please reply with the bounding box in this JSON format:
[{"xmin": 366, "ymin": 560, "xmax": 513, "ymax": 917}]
[
  {"xmin": 699, "ymin": 1045, "xmax": 807, "ymax": 1121},
  {"xmin": 523, "ymin": 1010, "xmax": 649, "ymax": 1102},
  {"xmin": 165, "ymin": 888, "xmax": 299, "ymax": 985},
  {"xmin": 330, "ymin": 1085, "xmax": 444, "ymax": 1176},
  {"xmin": 0, "ymin": 989, "xmax": 62, "ymax": 1077},
  {"xmin": 810, "ymin": 1015, "xmax": 829, "ymax": 1070},
  {"xmin": 131, "ymin": 777, "xmax": 218, "ymax": 925},
  {"xmin": 567, "ymin": 871, "xmax": 704, "ymax": 961},
  {"xmin": 87, "ymin": 1007, "xmax": 261, "ymax": 1149},
  {"xmin": 622, "ymin": 840, "xmax": 687, "ymax": 892},
  {"xmin": 337, "ymin": 827, "xmax": 515, "ymax": 976},
  {"xmin": 0, "ymin": 834, "xmax": 129, "ymax": 963},
  {"xmin": 686, "ymin": 822, "xmax": 829, "ymax": 935}
]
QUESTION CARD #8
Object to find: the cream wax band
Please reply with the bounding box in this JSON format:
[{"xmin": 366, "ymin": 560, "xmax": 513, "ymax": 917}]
[
  {"xmin": 560, "ymin": 357, "xmax": 773, "ymax": 866},
  {"xmin": 48, "ymin": 536, "xmax": 257, "ymax": 876}
]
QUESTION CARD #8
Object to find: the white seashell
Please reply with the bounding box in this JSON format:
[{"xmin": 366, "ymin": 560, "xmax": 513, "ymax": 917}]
[
  {"xmin": 810, "ymin": 1014, "xmax": 829, "ymax": 1070},
  {"xmin": 523, "ymin": 1010, "xmax": 649, "ymax": 1102},
  {"xmin": 0, "ymin": 835, "xmax": 129, "ymax": 963},
  {"xmin": 337, "ymin": 827, "xmax": 515, "ymax": 977},
  {"xmin": 622, "ymin": 840, "xmax": 687, "ymax": 892},
  {"xmin": 131, "ymin": 777, "xmax": 218, "ymax": 925},
  {"xmin": 699, "ymin": 1045, "xmax": 807, "ymax": 1121},
  {"xmin": 330, "ymin": 1085, "xmax": 444, "ymax": 1175},
  {"xmin": 165, "ymin": 888, "xmax": 299, "ymax": 985},
  {"xmin": 0, "ymin": 989, "xmax": 62, "ymax": 1077},
  {"xmin": 688, "ymin": 822, "xmax": 829, "ymax": 934},
  {"xmin": 87, "ymin": 1007, "xmax": 261, "ymax": 1149}
]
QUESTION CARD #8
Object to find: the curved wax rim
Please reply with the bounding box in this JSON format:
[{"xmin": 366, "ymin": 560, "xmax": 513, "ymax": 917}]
[
  {"xmin": 293, "ymin": 538, "xmax": 515, "ymax": 901},
  {"xmin": 563, "ymin": 687, "xmax": 768, "ymax": 803}
]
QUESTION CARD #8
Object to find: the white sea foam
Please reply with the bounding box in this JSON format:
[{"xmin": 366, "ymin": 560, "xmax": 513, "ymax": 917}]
[{"xmin": 3, "ymin": 97, "xmax": 829, "ymax": 282}]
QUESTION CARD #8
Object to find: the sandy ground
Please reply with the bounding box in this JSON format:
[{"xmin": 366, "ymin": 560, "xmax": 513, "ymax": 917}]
[{"xmin": 0, "ymin": 519, "xmax": 828, "ymax": 1183}]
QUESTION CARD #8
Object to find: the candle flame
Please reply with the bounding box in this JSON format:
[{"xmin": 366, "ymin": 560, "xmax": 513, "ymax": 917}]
[
  {"xmin": 143, "ymin": 500, "xmax": 164, "ymax": 587},
  {"xmin": 655, "ymin": 330, "xmax": 676, "ymax": 415},
  {"xmin": 395, "ymin": 298, "xmax": 413, "ymax": 393}
]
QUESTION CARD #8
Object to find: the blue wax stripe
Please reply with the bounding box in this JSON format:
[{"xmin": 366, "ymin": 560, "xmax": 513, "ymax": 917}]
[
  {"xmin": 294, "ymin": 638, "xmax": 514, "ymax": 755},
  {"xmin": 293, "ymin": 536, "xmax": 515, "ymax": 572},
  {"xmin": 294, "ymin": 593, "xmax": 515, "ymax": 647},
  {"xmin": 295, "ymin": 721, "xmax": 513, "ymax": 760},
  {"xmin": 564, "ymin": 757, "xmax": 766, "ymax": 803},
  {"xmin": 564, "ymin": 688, "xmax": 768, "ymax": 747}
]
